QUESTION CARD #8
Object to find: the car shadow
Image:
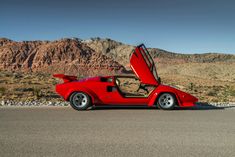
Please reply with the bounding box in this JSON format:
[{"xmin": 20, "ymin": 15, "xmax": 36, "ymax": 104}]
[
  {"xmin": 91, "ymin": 102, "xmax": 234, "ymax": 111},
  {"xmin": 174, "ymin": 102, "xmax": 226, "ymax": 110},
  {"xmin": 91, "ymin": 106, "xmax": 155, "ymax": 110}
]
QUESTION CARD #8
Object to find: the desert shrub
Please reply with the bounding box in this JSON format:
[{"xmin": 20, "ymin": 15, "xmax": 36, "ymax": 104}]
[
  {"xmin": 210, "ymin": 97, "xmax": 218, "ymax": 102},
  {"xmin": 2, "ymin": 72, "xmax": 12, "ymax": 77},
  {"xmin": 230, "ymin": 89, "xmax": 235, "ymax": 97},
  {"xmin": 32, "ymin": 87, "xmax": 42, "ymax": 98},
  {"xmin": 188, "ymin": 82, "xmax": 194, "ymax": 91},
  {"xmin": 207, "ymin": 90, "xmax": 217, "ymax": 96},
  {"xmin": 52, "ymin": 80, "xmax": 58, "ymax": 85},
  {"xmin": 15, "ymin": 88, "xmax": 34, "ymax": 92},
  {"xmin": 221, "ymin": 97, "xmax": 228, "ymax": 102},
  {"xmin": 221, "ymin": 87, "xmax": 230, "ymax": 102},
  {"xmin": 13, "ymin": 73, "xmax": 23, "ymax": 79},
  {"xmin": 0, "ymin": 87, "xmax": 6, "ymax": 95},
  {"xmin": 199, "ymin": 96, "xmax": 205, "ymax": 100},
  {"xmin": 225, "ymin": 87, "xmax": 235, "ymax": 97},
  {"xmin": 0, "ymin": 80, "xmax": 7, "ymax": 83}
]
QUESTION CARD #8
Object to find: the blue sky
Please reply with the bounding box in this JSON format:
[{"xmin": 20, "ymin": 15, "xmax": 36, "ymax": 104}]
[{"xmin": 0, "ymin": 0, "xmax": 235, "ymax": 54}]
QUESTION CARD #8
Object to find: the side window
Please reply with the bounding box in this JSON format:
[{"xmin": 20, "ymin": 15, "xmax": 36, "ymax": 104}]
[
  {"xmin": 100, "ymin": 77, "xmax": 113, "ymax": 82},
  {"xmin": 139, "ymin": 48, "xmax": 151, "ymax": 67},
  {"xmin": 152, "ymin": 66, "xmax": 158, "ymax": 81},
  {"xmin": 143, "ymin": 47, "xmax": 154, "ymax": 66},
  {"xmin": 117, "ymin": 77, "xmax": 140, "ymax": 92},
  {"xmin": 107, "ymin": 78, "xmax": 113, "ymax": 82},
  {"xmin": 139, "ymin": 45, "xmax": 159, "ymax": 80}
]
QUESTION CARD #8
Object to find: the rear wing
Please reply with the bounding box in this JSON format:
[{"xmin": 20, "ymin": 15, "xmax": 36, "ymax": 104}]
[{"xmin": 53, "ymin": 74, "xmax": 77, "ymax": 83}]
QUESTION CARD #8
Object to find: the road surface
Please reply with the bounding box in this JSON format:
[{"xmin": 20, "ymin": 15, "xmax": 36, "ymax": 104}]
[{"xmin": 0, "ymin": 106, "xmax": 235, "ymax": 157}]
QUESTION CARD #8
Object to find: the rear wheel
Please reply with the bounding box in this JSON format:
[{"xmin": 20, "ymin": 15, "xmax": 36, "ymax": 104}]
[
  {"xmin": 69, "ymin": 92, "xmax": 91, "ymax": 111},
  {"xmin": 157, "ymin": 93, "xmax": 176, "ymax": 110}
]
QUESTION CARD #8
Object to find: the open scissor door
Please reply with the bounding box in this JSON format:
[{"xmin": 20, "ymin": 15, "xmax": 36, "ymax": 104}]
[{"xmin": 130, "ymin": 44, "xmax": 159, "ymax": 85}]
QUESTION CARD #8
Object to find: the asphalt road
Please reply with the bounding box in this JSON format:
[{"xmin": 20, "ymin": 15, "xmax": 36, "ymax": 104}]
[{"xmin": 0, "ymin": 106, "xmax": 235, "ymax": 157}]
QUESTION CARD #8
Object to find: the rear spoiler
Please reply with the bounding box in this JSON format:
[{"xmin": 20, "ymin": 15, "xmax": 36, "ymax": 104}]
[{"xmin": 53, "ymin": 74, "xmax": 77, "ymax": 83}]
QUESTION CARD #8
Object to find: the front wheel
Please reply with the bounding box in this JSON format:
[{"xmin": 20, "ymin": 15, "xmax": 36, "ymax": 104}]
[
  {"xmin": 157, "ymin": 93, "xmax": 176, "ymax": 110},
  {"xmin": 69, "ymin": 92, "xmax": 92, "ymax": 111}
]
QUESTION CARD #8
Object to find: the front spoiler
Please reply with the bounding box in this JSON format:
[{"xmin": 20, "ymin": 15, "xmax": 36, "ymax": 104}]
[{"xmin": 180, "ymin": 102, "xmax": 197, "ymax": 107}]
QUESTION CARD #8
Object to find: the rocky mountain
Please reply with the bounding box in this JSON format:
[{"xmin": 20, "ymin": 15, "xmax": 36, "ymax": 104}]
[
  {"xmin": 0, "ymin": 38, "xmax": 125, "ymax": 76},
  {"xmin": 81, "ymin": 38, "xmax": 235, "ymax": 83},
  {"xmin": 82, "ymin": 37, "xmax": 235, "ymax": 66},
  {"xmin": 82, "ymin": 38, "xmax": 134, "ymax": 66},
  {"xmin": 0, "ymin": 37, "xmax": 235, "ymax": 77}
]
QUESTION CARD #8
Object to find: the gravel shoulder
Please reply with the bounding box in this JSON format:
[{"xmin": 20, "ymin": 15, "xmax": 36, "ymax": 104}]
[{"xmin": 1, "ymin": 100, "xmax": 235, "ymax": 108}]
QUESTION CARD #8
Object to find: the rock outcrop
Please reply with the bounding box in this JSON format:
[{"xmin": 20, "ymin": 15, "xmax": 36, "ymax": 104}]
[
  {"xmin": 0, "ymin": 38, "xmax": 125, "ymax": 76},
  {"xmin": 1, "ymin": 37, "xmax": 235, "ymax": 76},
  {"xmin": 83, "ymin": 38, "xmax": 235, "ymax": 66}
]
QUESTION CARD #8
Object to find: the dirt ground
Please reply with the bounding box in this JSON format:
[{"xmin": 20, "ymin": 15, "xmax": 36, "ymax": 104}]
[{"xmin": 0, "ymin": 69, "xmax": 234, "ymax": 102}]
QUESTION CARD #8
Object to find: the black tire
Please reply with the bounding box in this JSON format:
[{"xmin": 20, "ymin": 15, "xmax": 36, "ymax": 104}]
[
  {"xmin": 157, "ymin": 93, "xmax": 176, "ymax": 110},
  {"xmin": 69, "ymin": 92, "xmax": 92, "ymax": 111}
]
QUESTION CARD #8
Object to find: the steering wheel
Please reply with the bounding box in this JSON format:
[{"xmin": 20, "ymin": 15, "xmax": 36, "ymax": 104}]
[{"xmin": 137, "ymin": 84, "xmax": 149, "ymax": 93}]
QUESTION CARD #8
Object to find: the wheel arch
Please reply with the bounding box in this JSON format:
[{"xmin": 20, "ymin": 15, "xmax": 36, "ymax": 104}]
[
  {"xmin": 148, "ymin": 91, "xmax": 181, "ymax": 107},
  {"xmin": 156, "ymin": 92, "xmax": 179, "ymax": 106},
  {"xmin": 65, "ymin": 88, "xmax": 101, "ymax": 105}
]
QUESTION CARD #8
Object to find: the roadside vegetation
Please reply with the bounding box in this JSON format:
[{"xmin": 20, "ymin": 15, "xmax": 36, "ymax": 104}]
[
  {"xmin": 0, "ymin": 71, "xmax": 61, "ymax": 102},
  {"xmin": 0, "ymin": 70, "xmax": 234, "ymax": 102}
]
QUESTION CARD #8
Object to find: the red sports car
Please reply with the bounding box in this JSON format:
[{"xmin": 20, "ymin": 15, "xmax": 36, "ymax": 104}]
[{"xmin": 53, "ymin": 44, "xmax": 198, "ymax": 110}]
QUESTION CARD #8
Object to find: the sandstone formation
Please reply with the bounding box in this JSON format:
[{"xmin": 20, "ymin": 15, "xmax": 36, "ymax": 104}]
[{"xmin": 0, "ymin": 38, "xmax": 125, "ymax": 76}]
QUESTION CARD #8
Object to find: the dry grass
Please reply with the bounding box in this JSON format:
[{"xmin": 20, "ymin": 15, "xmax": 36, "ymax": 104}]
[{"xmin": 0, "ymin": 71, "xmax": 62, "ymax": 102}]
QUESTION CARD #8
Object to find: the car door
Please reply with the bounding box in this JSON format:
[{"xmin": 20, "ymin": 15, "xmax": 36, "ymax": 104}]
[
  {"xmin": 130, "ymin": 44, "xmax": 159, "ymax": 86},
  {"xmin": 98, "ymin": 77, "xmax": 148, "ymax": 105}
]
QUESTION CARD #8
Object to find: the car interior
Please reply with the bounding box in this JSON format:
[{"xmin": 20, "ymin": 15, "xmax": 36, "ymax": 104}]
[{"xmin": 114, "ymin": 76, "xmax": 155, "ymax": 97}]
